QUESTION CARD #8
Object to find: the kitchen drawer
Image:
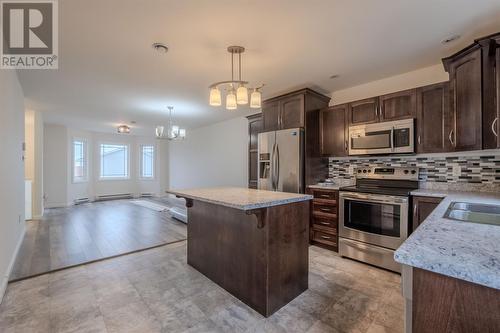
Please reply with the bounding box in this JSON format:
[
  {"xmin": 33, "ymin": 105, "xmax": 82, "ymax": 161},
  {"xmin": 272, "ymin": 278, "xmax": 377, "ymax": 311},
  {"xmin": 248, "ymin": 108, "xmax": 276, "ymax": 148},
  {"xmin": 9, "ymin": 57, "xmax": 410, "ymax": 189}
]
[
  {"xmin": 310, "ymin": 189, "xmax": 338, "ymax": 201},
  {"xmin": 312, "ymin": 202, "xmax": 337, "ymax": 219},
  {"xmin": 311, "ymin": 229, "xmax": 337, "ymax": 247},
  {"xmin": 312, "ymin": 216, "xmax": 337, "ymax": 230}
]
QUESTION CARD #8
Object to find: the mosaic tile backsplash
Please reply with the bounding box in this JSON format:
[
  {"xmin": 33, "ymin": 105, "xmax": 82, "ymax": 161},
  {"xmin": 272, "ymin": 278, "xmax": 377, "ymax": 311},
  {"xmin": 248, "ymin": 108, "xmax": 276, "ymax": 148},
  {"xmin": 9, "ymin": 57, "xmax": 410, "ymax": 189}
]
[{"xmin": 328, "ymin": 153, "xmax": 500, "ymax": 184}]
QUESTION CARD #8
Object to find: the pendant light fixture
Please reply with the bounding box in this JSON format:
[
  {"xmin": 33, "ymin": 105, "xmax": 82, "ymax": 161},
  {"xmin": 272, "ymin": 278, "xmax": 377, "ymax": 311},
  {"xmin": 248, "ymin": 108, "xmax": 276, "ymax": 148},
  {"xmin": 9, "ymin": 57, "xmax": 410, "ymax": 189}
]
[
  {"xmin": 155, "ymin": 106, "xmax": 186, "ymax": 140},
  {"xmin": 209, "ymin": 46, "xmax": 264, "ymax": 110}
]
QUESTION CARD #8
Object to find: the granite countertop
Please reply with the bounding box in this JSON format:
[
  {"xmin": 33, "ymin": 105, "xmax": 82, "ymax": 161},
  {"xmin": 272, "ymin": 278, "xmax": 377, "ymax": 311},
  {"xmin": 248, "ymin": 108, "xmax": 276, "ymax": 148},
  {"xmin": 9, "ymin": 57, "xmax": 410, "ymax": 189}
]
[
  {"xmin": 167, "ymin": 187, "xmax": 313, "ymax": 211},
  {"xmin": 395, "ymin": 189, "xmax": 500, "ymax": 290}
]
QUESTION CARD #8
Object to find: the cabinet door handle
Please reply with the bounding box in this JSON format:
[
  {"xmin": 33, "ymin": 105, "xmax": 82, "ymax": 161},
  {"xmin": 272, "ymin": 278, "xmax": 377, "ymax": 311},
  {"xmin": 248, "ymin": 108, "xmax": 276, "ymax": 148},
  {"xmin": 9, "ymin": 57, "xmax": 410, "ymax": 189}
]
[
  {"xmin": 345, "ymin": 140, "xmax": 348, "ymax": 151},
  {"xmin": 417, "ymin": 135, "xmax": 421, "ymax": 145},
  {"xmin": 492, "ymin": 118, "xmax": 498, "ymax": 137},
  {"xmin": 448, "ymin": 129, "xmax": 454, "ymax": 146}
]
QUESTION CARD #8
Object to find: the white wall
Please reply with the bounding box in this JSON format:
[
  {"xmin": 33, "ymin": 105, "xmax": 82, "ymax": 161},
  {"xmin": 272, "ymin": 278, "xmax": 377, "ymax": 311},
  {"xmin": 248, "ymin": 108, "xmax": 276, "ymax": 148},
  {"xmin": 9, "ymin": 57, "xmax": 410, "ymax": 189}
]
[
  {"xmin": 24, "ymin": 110, "xmax": 44, "ymax": 218},
  {"xmin": 330, "ymin": 64, "xmax": 449, "ymax": 105},
  {"xmin": 168, "ymin": 117, "xmax": 248, "ymax": 189},
  {"xmin": 44, "ymin": 124, "xmax": 69, "ymax": 208},
  {"xmin": 43, "ymin": 125, "xmax": 168, "ymax": 205},
  {"xmin": 0, "ymin": 70, "xmax": 26, "ymax": 301}
]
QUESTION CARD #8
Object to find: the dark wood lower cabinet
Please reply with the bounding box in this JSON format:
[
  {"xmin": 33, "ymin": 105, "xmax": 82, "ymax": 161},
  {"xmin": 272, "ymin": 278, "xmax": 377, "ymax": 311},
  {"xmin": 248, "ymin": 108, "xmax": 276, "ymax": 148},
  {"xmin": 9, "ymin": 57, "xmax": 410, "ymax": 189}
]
[
  {"xmin": 411, "ymin": 196, "xmax": 443, "ymax": 232},
  {"xmin": 413, "ymin": 268, "xmax": 500, "ymax": 333},
  {"xmin": 307, "ymin": 188, "xmax": 338, "ymax": 251}
]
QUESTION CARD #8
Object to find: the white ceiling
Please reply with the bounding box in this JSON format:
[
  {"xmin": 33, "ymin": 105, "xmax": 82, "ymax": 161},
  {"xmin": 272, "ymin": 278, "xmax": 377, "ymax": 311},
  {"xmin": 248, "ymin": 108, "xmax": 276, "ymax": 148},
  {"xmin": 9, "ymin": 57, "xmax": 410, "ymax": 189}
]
[{"xmin": 18, "ymin": 0, "xmax": 500, "ymax": 135}]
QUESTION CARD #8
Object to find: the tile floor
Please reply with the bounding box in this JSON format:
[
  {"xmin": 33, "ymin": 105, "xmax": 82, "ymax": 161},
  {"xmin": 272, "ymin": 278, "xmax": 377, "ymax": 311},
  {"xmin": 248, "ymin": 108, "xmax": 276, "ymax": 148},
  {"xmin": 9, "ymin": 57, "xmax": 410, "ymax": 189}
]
[{"xmin": 0, "ymin": 241, "xmax": 404, "ymax": 333}]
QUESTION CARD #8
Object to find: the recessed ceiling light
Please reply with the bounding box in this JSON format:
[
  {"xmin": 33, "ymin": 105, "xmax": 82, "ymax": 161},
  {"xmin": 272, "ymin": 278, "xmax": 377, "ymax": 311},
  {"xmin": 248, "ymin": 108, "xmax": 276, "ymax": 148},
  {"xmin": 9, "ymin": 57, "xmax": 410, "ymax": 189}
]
[
  {"xmin": 152, "ymin": 42, "xmax": 169, "ymax": 54},
  {"xmin": 329, "ymin": 74, "xmax": 340, "ymax": 79},
  {"xmin": 441, "ymin": 35, "xmax": 460, "ymax": 45}
]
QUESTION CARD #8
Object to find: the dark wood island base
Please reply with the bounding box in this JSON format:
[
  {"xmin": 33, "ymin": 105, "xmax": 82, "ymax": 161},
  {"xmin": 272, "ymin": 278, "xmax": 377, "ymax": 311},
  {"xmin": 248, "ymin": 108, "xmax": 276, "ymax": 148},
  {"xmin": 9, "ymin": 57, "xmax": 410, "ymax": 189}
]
[
  {"xmin": 186, "ymin": 199, "xmax": 309, "ymax": 317},
  {"xmin": 170, "ymin": 188, "xmax": 312, "ymax": 317}
]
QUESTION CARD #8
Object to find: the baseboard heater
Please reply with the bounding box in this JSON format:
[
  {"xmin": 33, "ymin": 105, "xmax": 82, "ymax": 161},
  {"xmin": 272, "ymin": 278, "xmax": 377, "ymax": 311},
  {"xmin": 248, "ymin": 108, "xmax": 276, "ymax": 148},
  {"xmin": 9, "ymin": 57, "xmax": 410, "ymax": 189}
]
[
  {"xmin": 95, "ymin": 193, "xmax": 133, "ymax": 201},
  {"xmin": 74, "ymin": 198, "xmax": 90, "ymax": 205}
]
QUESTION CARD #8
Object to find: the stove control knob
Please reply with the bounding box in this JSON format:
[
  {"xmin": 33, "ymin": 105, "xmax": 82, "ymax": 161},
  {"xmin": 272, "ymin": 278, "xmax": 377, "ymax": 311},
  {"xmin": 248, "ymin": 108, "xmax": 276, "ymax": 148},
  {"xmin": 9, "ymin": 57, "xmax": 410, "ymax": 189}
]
[
  {"xmin": 411, "ymin": 170, "xmax": 417, "ymax": 175},
  {"xmin": 357, "ymin": 170, "xmax": 362, "ymax": 174},
  {"xmin": 404, "ymin": 170, "xmax": 409, "ymax": 174},
  {"xmin": 362, "ymin": 169, "xmax": 367, "ymax": 173},
  {"xmin": 368, "ymin": 169, "xmax": 371, "ymax": 173}
]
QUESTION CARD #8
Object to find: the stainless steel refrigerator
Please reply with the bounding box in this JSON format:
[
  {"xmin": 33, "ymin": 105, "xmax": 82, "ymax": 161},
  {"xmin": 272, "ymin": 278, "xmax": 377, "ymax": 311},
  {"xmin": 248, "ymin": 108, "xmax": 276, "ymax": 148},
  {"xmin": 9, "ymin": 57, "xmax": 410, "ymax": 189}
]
[{"xmin": 257, "ymin": 128, "xmax": 304, "ymax": 193}]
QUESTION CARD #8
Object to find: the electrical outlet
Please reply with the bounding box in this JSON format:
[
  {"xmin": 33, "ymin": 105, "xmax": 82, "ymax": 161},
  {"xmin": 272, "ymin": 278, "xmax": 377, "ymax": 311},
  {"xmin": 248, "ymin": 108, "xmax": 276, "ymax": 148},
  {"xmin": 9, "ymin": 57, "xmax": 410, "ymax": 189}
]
[
  {"xmin": 452, "ymin": 165, "xmax": 461, "ymax": 177},
  {"xmin": 348, "ymin": 165, "xmax": 355, "ymax": 175}
]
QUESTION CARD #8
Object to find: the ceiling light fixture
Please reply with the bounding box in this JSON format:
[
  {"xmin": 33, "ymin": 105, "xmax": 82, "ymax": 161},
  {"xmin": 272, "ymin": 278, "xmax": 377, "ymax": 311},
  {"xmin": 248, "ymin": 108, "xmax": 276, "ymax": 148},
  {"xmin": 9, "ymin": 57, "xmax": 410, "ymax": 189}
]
[
  {"xmin": 329, "ymin": 74, "xmax": 340, "ymax": 79},
  {"xmin": 117, "ymin": 125, "xmax": 130, "ymax": 134},
  {"xmin": 155, "ymin": 106, "xmax": 186, "ymax": 140},
  {"xmin": 209, "ymin": 46, "xmax": 264, "ymax": 110},
  {"xmin": 441, "ymin": 35, "xmax": 461, "ymax": 44}
]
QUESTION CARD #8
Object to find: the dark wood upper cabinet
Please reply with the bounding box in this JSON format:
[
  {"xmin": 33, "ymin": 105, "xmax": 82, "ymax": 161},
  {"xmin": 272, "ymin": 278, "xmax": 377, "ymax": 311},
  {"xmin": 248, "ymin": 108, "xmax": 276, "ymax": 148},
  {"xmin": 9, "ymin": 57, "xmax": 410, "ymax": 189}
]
[
  {"xmin": 280, "ymin": 94, "xmax": 305, "ymax": 129},
  {"xmin": 262, "ymin": 100, "xmax": 280, "ymax": 132},
  {"xmin": 247, "ymin": 113, "xmax": 262, "ymax": 189},
  {"xmin": 444, "ymin": 47, "xmax": 482, "ymax": 151},
  {"xmin": 320, "ymin": 104, "xmax": 348, "ymax": 157},
  {"xmin": 347, "ymin": 97, "xmax": 379, "ymax": 125},
  {"xmin": 379, "ymin": 89, "xmax": 416, "ymax": 121},
  {"xmin": 496, "ymin": 45, "xmax": 500, "ymax": 148},
  {"xmin": 416, "ymin": 82, "xmax": 450, "ymax": 153}
]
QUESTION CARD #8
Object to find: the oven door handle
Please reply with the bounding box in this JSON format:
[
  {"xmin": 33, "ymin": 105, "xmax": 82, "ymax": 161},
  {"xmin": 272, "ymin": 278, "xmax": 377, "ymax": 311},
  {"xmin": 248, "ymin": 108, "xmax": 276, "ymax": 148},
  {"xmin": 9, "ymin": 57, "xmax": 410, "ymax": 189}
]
[
  {"xmin": 390, "ymin": 127, "xmax": 395, "ymax": 152},
  {"xmin": 340, "ymin": 192, "xmax": 408, "ymax": 204}
]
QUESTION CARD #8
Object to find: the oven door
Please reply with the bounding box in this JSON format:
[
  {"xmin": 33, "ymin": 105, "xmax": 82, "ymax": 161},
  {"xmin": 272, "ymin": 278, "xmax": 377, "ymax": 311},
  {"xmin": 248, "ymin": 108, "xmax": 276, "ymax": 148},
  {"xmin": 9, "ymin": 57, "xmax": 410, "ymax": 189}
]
[{"xmin": 339, "ymin": 191, "xmax": 408, "ymax": 249}]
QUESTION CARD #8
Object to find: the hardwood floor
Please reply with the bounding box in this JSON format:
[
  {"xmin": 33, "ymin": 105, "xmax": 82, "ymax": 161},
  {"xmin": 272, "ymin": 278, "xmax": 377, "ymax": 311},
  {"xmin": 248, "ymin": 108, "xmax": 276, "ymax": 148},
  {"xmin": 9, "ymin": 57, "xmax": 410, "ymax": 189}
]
[{"xmin": 9, "ymin": 199, "xmax": 187, "ymax": 282}]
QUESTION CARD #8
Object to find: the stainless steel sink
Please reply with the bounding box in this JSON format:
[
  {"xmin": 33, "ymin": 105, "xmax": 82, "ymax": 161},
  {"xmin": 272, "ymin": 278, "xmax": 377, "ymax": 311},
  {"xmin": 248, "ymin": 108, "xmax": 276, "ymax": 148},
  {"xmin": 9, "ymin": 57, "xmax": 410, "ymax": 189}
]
[{"xmin": 444, "ymin": 202, "xmax": 500, "ymax": 226}]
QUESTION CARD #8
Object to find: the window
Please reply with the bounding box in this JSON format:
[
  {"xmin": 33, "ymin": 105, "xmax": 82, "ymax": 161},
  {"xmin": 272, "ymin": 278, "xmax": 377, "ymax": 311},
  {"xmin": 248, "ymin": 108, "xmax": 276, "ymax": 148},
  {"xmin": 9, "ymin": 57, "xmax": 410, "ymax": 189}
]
[
  {"xmin": 73, "ymin": 139, "xmax": 88, "ymax": 182},
  {"xmin": 140, "ymin": 145, "xmax": 154, "ymax": 179},
  {"xmin": 100, "ymin": 143, "xmax": 129, "ymax": 179}
]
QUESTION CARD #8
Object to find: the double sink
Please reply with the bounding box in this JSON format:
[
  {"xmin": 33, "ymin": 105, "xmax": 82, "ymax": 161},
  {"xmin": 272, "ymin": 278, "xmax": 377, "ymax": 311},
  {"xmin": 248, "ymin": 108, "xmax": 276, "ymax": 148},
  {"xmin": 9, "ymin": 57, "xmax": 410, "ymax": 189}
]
[{"xmin": 444, "ymin": 202, "xmax": 500, "ymax": 226}]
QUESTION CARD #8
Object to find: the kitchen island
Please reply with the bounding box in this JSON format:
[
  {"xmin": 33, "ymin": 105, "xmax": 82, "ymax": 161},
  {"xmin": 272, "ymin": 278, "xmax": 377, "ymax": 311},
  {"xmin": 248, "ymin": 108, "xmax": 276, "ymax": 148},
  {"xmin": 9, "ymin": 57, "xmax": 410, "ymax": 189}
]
[{"xmin": 167, "ymin": 187, "xmax": 312, "ymax": 317}]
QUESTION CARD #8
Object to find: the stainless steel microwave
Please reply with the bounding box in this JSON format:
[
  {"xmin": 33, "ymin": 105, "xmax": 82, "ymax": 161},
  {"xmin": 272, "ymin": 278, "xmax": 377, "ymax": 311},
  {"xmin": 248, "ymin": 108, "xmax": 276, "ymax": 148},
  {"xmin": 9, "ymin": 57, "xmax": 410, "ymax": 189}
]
[{"xmin": 348, "ymin": 119, "xmax": 414, "ymax": 155}]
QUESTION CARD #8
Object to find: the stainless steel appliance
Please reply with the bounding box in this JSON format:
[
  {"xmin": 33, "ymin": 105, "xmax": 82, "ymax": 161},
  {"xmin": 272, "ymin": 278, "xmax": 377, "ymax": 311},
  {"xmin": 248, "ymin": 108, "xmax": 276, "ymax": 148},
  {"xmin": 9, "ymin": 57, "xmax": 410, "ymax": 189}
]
[
  {"xmin": 339, "ymin": 166, "xmax": 419, "ymax": 272},
  {"xmin": 348, "ymin": 118, "xmax": 415, "ymax": 155},
  {"xmin": 257, "ymin": 128, "xmax": 304, "ymax": 193}
]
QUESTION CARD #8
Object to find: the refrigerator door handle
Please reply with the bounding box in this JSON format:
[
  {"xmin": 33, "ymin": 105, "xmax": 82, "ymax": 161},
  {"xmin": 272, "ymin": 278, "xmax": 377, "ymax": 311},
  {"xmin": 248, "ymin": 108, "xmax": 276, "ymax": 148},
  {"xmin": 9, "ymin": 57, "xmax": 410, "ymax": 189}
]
[
  {"xmin": 271, "ymin": 143, "xmax": 277, "ymax": 190},
  {"xmin": 275, "ymin": 144, "xmax": 280, "ymax": 190}
]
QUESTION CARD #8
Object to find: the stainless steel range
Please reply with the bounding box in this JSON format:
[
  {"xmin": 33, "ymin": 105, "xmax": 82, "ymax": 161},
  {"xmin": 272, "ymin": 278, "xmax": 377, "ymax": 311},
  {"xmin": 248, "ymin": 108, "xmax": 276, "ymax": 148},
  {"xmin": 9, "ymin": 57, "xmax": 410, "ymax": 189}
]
[{"xmin": 339, "ymin": 166, "xmax": 419, "ymax": 273}]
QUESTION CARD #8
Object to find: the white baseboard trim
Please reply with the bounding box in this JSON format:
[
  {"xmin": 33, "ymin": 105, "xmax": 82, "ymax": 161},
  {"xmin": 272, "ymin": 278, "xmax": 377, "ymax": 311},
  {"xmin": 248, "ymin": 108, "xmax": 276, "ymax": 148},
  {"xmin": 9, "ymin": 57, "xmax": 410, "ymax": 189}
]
[{"xmin": 0, "ymin": 224, "xmax": 26, "ymax": 304}]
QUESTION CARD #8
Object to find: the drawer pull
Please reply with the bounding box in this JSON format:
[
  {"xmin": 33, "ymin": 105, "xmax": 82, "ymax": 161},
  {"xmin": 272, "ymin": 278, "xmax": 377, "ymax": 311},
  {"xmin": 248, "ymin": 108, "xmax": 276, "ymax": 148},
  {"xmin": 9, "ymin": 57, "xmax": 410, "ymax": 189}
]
[
  {"xmin": 320, "ymin": 235, "xmax": 331, "ymax": 240},
  {"xmin": 319, "ymin": 194, "xmax": 331, "ymax": 198},
  {"xmin": 320, "ymin": 208, "xmax": 332, "ymax": 212},
  {"xmin": 319, "ymin": 222, "xmax": 330, "ymax": 226}
]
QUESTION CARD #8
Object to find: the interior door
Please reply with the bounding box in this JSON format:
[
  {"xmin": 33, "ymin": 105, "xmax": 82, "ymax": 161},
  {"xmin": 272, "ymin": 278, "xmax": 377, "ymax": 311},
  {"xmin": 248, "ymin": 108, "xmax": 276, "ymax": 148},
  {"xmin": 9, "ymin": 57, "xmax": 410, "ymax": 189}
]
[
  {"xmin": 348, "ymin": 97, "xmax": 379, "ymax": 125},
  {"xmin": 257, "ymin": 131, "xmax": 275, "ymax": 191},
  {"xmin": 379, "ymin": 89, "xmax": 416, "ymax": 121},
  {"xmin": 280, "ymin": 94, "xmax": 305, "ymax": 129},
  {"xmin": 276, "ymin": 128, "xmax": 303, "ymax": 193}
]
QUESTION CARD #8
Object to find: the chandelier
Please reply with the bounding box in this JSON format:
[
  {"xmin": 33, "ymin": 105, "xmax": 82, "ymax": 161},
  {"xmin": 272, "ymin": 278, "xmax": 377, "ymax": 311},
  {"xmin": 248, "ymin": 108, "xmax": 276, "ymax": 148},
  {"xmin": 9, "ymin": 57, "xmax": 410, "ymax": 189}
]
[
  {"xmin": 155, "ymin": 106, "xmax": 186, "ymax": 140},
  {"xmin": 209, "ymin": 46, "xmax": 263, "ymax": 110}
]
